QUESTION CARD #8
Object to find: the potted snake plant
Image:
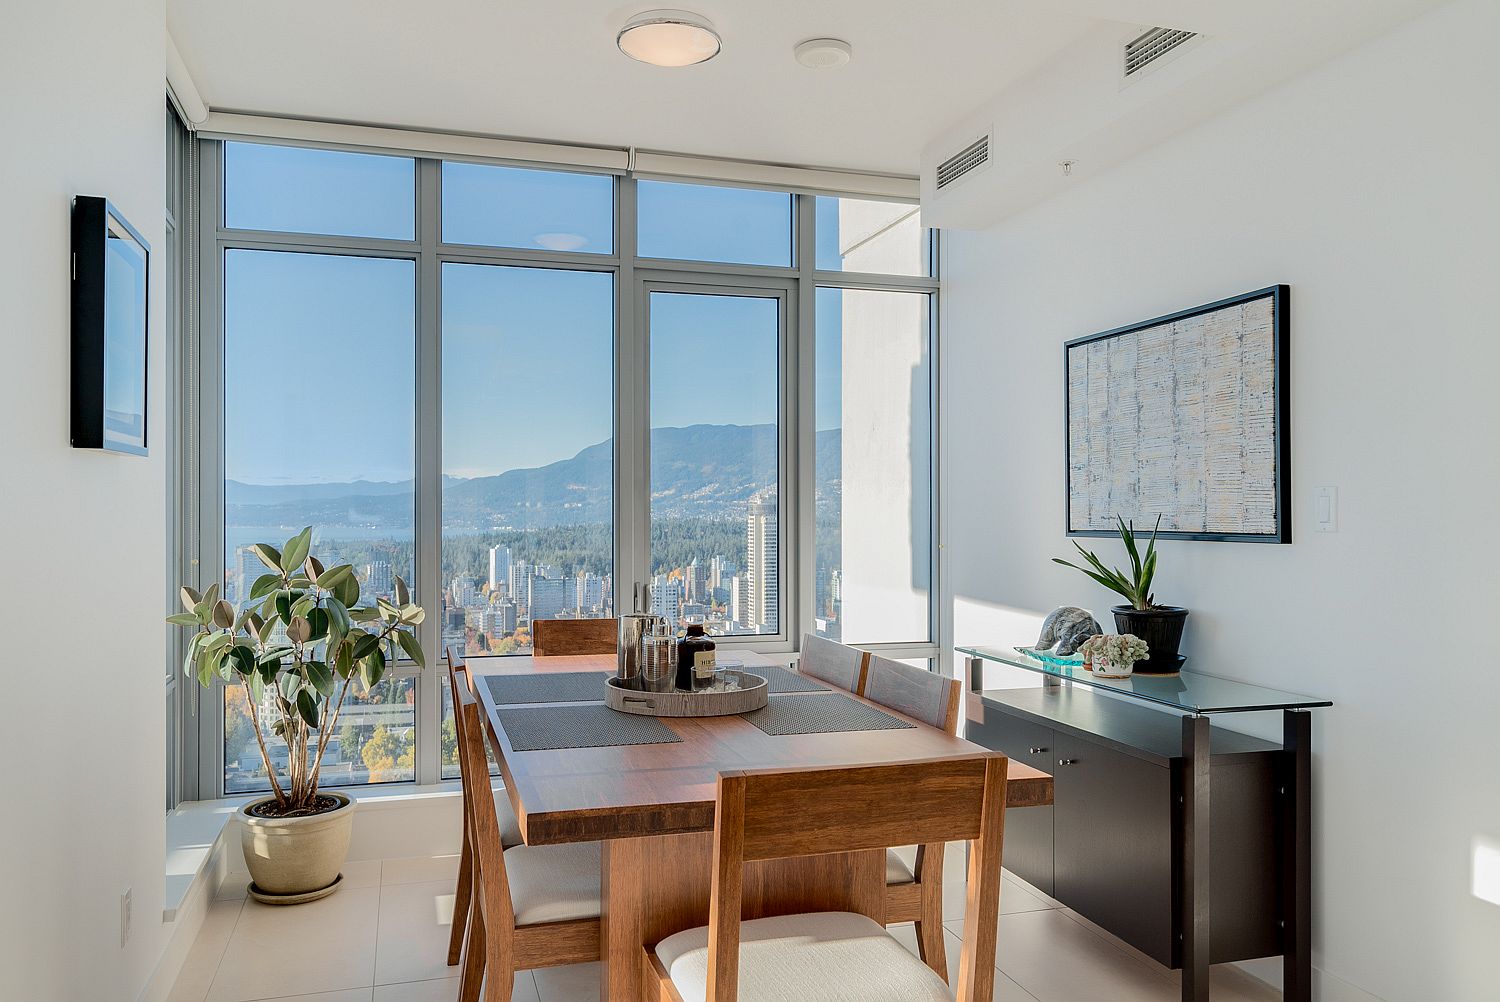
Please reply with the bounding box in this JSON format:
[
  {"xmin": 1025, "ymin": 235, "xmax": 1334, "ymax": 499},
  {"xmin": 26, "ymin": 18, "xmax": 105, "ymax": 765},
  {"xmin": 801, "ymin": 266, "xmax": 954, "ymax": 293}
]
[
  {"xmin": 1053, "ymin": 516, "xmax": 1188, "ymax": 673},
  {"xmin": 168, "ymin": 526, "xmax": 427, "ymax": 903}
]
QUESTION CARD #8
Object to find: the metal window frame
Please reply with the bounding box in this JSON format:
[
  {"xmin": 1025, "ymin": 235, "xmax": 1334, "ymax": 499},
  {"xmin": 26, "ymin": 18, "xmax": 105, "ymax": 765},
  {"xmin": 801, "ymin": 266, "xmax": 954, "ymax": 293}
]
[{"xmin": 182, "ymin": 139, "xmax": 944, "ymax": 797}]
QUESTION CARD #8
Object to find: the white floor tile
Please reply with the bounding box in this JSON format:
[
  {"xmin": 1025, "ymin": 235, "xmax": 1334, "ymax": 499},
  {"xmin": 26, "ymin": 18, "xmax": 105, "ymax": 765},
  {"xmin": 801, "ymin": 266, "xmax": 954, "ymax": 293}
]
[
  {"xmin": 375, "ymin": 880, "xmax": 462, "ymax": 986},
  {"xmin": 382, "ymin": 854, "xmax": 461, "ymax": 887},
  {"xmin": 255, "ymin": 991, "xmax": 372, "ymax": 1002},
  {"xmin": 972, "ymin": 909, "xmax": 1178, "ymax": 1002},
  {"xmin": 341, "ymin": 859, "xmax": 385, "ymax": 889},
  {"xmin": 207, "ymin": 886, "xmax": 380, "ymax": 1002},
  {"xmin": 889, "ymin": 921, "xmax": 1039, "ymax": 1000},
  {"xmin": 531, "ymin": 961, "xmax": 601, "ymax": 1002},
  {"xmin": 167, "ymin": 897, "xmax": 246, "ymax": 1002},
  {"xmin": 373, "ymin": 974, "xmax": 540, "ymax": 1002}
]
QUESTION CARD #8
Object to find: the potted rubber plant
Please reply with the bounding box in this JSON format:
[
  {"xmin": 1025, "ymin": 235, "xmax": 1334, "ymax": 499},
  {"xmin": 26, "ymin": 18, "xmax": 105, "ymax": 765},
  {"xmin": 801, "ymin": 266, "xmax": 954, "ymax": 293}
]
[
  {"xmin": 1053, "ymin": 516, "xmax": 1188, "ymax": 673},
  {"xmin": 168, "ymin": 527, "xmax": 427, "ymax": 903}
]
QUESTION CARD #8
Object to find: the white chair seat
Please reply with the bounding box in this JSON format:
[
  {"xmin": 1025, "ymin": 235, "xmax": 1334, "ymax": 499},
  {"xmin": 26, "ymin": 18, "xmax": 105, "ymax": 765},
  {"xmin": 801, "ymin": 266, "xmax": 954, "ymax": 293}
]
[
  {"xmin": 495, "ymin": 788, "xmax": 523, "ymax": 848},
  {"xmin": 886, "ymin": 847, "xmax": 916, "ymax": 885},
  {"xmin": 655, "ymin": 911, "xmax": 954, "ymax": 1002},
  {"xmin": 503, "ymin": 840, "xmax": 602, "ymax": 926}
]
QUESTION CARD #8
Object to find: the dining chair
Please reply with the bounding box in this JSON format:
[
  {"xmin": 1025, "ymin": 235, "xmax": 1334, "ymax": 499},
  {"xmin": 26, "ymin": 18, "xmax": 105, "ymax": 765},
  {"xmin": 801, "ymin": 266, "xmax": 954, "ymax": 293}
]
[
  {"xmin": 861, "ymin": 654, "xmax": 965, "ymax": 980},
  {"xmin": 445, "ymin": 651, "xmax": 526, "ymax": 965},
  {"xmin": 531, "ymin": 617, "xmax": 618, "ymax": 658},
  {"xmin": 448, "ymin": 656, "xmax": 604, "ymax": 1001},
  {"xmin": 796, "ymin": 633, "xmax": 868, "ymax": 692},
  {"xmin": 643, "ymin": 754, "xmax": 1009, "ymax": 1002}
]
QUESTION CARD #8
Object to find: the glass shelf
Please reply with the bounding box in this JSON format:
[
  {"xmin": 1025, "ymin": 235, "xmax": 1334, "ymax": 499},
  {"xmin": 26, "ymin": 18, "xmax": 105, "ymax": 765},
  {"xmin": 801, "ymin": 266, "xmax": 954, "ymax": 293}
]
[{"xmin": 957, "ymin": 645, "xmax": 1332, "ymax": 715}]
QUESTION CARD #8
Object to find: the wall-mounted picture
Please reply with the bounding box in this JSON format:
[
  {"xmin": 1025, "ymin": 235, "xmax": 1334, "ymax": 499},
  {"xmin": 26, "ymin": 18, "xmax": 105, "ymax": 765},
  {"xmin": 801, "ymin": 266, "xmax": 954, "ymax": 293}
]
[
  {"xmin": 1065, "ymin": 285, "xmax": 1290, "ymax": 543},
  {"xmin": 71, "ymin": 195, "xmax": 150, "ymax": 455}
]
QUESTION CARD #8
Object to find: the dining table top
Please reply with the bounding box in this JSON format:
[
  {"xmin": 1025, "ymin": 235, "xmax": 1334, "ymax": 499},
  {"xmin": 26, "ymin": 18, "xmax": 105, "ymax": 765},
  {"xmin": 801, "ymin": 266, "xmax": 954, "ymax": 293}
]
[{"xmin": 469, "ymin": 650, "xmax": 1054, "ymax": 846}]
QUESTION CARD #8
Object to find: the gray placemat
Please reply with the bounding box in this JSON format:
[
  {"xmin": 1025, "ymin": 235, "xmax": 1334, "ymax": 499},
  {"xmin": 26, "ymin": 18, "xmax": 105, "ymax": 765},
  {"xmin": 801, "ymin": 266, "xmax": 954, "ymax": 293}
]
[
  {"xmin": 741, "ymin": 664, "xmax": 831, "ymax": 694},
  {"xmin": 483, "ymin": 671, "xmax": 610, "ymax": 705},
  {"xmin": 496, "ymin": 704, "xmax": 682, "ymax": 751},
  {"xmin": 743, "ymin": 692, "xmax": 917, "ymax": 736}
]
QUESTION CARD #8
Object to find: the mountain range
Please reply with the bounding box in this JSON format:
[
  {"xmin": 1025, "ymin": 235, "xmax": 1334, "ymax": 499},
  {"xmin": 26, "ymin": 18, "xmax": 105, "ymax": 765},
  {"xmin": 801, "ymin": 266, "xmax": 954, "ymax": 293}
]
[{"xmin": 226, "ymin": 424, "xmax": 841, "ymax": 531}]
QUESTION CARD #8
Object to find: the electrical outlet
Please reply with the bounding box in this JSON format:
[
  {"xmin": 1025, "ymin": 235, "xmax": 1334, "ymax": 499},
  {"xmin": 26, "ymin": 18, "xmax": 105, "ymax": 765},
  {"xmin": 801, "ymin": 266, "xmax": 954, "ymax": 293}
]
[
  {"xmin": 120, "ymin": 887, "xmax": 133, "ymax": 946},
  {"xmin": 1314, "ymin": 486, "xmax": 1338, "ymax": 533}
]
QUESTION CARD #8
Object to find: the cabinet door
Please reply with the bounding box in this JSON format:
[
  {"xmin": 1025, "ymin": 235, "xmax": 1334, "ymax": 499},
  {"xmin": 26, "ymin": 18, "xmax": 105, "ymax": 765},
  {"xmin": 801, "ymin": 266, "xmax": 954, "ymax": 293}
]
[
  {"xmin": 1054, "ymin": 734, "xmax": 1175, "ymax": 966},
  {"xmin": 966, "ymin": 706, "xmax": 1055, "ymax": 895}
]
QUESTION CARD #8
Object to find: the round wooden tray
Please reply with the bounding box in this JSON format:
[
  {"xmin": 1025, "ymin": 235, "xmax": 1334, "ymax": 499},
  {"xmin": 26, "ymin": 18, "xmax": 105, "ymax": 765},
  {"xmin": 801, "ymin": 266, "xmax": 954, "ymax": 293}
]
[{"xmin": 604, "ymin": 671, "xmax": 769, "ymax": 717}]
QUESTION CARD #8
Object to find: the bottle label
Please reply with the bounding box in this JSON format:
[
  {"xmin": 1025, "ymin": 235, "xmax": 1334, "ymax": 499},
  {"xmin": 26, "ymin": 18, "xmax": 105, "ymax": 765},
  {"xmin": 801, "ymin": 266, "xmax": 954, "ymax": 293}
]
[{"xmin": 693, "ymin": 650, "xmax": 717, "ymax": 679}]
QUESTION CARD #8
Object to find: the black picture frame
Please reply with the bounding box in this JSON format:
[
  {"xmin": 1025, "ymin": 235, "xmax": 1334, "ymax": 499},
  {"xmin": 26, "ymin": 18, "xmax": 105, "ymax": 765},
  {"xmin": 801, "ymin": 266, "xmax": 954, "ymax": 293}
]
[
  {"xmin": 1063, "ymin": 285, "xmax": 1290, "ymax": 544},
  {"xmin": 71, "ymin": 195, "xmax": 150, "ymax": 456}
]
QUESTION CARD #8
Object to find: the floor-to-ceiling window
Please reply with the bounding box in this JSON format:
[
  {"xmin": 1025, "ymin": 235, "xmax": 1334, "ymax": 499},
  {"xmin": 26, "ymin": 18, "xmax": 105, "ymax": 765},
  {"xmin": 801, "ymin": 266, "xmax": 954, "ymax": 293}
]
[{"xmin": 187, "ymin": 139, "xmax": 940, "ymax": 795}]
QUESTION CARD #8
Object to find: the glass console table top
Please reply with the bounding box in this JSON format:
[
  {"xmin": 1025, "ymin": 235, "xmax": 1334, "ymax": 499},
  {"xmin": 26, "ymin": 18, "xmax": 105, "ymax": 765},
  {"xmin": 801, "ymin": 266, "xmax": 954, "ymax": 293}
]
[{"xmin": 957, "ymin": 644, "xmax": 1332, "ymax": 715}]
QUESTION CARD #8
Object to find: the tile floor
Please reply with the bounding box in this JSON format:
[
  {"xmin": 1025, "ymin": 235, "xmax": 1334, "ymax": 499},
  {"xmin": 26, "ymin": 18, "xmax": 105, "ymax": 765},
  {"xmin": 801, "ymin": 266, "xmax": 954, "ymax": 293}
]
[{"xmin": 168, "ymin": 847, "xmax": 1281, "ymax": 1002}]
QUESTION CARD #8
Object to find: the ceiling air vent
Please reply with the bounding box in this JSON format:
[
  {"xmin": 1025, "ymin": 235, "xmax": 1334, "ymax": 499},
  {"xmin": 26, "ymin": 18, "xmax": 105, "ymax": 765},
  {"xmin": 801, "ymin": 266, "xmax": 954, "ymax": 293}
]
[
  {"xmin": 1124, "ymin": 27, "xmax": 1197, "ymax": 77},
  {"xmin": 936, "ymin": 134, "xmax": 989, "ymax": 191}
]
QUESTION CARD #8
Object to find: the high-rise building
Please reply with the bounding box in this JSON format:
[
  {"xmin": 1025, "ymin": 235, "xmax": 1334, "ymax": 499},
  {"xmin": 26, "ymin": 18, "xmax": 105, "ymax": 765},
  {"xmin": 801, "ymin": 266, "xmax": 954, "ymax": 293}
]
[
  {"xmin": 528, "ymin": 576, "xmax": 568, "ymax": 623},
  {"xmin": 487, "ymin": 545, "xmax": 511, "ymax": 593},
  {"xmin": 730, "ymin": 574, "xmax": 749, "ymax": 631},
  {"xmin": 684, "ymin": 559, "xmax": 709, "ymax": 604},
  {"xmin": 651, "ymin": 574, "xmax": 682, "ymax": 628},
  {"xmin": 576, "ymin": 573, "xmax": 605, "ymax": 614},
  {"xmin": 235, "ymin": 546, "xmax": 265, "ymax": 603},
  {"xmin": 364, "ymin": 560, "xmax": 393, "ymax": 599},
  {"xmin": 450, "ymin": 574, "xmax": 478, "ymax": 609},
  {"xmin": 482, "ymin": 599, "xmax": 517, "ymax": 636},
  {"xmin": 508, "ymin": 561, "xmax": 531, "ymax": 600},
  {"xmin": 745, "ymin": 492, "xmax": 778, "ymax": 632}
]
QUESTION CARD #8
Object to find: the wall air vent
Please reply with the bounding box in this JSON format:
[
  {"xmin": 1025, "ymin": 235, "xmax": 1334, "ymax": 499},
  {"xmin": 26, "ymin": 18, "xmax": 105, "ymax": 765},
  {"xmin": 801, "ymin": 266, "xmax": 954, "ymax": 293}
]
[
  {"xmin": 1124, "ymin": 27, "xmax": 1197, "ymax": 77},
  {"xmin": 936, "ymin": 134, "xmax": 989, "ymax": 191}
]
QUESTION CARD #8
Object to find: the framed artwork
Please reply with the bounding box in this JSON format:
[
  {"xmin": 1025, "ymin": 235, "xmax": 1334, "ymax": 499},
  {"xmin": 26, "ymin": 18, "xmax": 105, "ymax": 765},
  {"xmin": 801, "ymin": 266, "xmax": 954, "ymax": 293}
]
[
  {"xmin": 1065, "ymin": 285, "xmax": 1290, "ymax": 543},
  {"xmin": 71, "ymin": 195, "xmax": 150, "ymax": 456}
]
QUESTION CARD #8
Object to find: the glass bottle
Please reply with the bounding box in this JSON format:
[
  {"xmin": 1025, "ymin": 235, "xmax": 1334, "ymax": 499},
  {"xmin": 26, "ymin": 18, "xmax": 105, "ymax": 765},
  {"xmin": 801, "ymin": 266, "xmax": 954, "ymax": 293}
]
[{"xmin": 676, "ymin": 624, "xmax": 717, "ymax": 691}]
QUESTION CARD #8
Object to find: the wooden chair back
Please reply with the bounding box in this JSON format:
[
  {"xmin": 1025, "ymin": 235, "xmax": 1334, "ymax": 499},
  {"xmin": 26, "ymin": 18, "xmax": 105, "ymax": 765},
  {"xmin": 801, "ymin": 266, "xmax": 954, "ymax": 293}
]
[
  {"xmin": 452, "ymin": 661, "xmax": 517, "ymax": 937},
  {"xmin": 705, "ymin": 755, "xmax": 1009, "ymax": 1002},
  {"xmin": 532, "ymin": 617, "xmax": 618, "ymax": 658},
  {"xmin": 862, "ymin": 654, "xmax": 962, "ymax": 734},
  {"xmin": 796, "ymin": 634, "xmax": 868, "ymax": 693}
]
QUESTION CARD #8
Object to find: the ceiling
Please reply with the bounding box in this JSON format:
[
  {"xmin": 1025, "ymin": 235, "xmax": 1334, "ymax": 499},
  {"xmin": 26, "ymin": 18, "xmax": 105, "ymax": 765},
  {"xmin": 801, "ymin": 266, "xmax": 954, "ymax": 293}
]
[{"xmin": 167, "ymin": 0, "xmax": 1098, "ymax": 175}]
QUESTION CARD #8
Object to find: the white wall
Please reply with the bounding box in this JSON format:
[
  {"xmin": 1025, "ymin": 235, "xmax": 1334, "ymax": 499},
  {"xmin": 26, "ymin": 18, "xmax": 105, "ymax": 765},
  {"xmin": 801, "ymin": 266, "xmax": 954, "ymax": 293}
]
[
  {"xmin": 0, "ymin": 2, "xmax": 167, "ymax": 1000},
  {"xmin": 942, "ymin": 2, "xmax": 1500, "ymax": 1000}
]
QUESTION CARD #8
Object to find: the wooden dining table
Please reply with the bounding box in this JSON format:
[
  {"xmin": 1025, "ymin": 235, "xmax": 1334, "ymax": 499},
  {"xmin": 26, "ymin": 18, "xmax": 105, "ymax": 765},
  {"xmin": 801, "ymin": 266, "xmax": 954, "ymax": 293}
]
[{"xmin": 470, "ymin": 651, "xmax": 1053, "ymax": 1002}]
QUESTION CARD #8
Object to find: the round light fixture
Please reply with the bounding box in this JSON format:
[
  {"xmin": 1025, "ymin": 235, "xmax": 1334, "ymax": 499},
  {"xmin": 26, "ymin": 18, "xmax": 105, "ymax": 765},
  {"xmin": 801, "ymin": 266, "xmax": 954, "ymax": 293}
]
[
  {"xmin": 617, "ymin": 10, "xmax": 721, "ymax": 67},
  {"xmin": 794, "ymin": 38, "xmax": 852, "ymax": 69}
]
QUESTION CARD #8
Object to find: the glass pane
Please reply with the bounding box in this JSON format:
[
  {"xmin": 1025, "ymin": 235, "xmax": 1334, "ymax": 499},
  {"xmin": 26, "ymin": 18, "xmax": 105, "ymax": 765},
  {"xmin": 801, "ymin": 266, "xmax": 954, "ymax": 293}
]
[
  {"xmin": 649, "ymin": 291, "xmax": 780, "ymax": 636},
  {"xmin": 440, "ymin": 675, "xmax": 500, "ymax": 780},
  {"xmin": 637, "ymin": 180, "xmax": 792, "ymax": 266},
  {"xmin": 815, "ymin": 288, "xmax": 931, "ymax": 644},
  {"xmin": 226, "ymin": 678, "xmax": 416, "ymax": 793},
  {"xmin": 441, "ymin": 161, "xmax": 614, "ymax": 253},
  {"xmin": 222, "ymin": 249, "xmax": 416, "ymax": 791},
  {"xmin": 224, "ymin": 142, "xmax": 415, "ymax": 240},
  {"xmin": 815, "ymin": 196, "xmax": 929, "ymax": 276},
  {"xmin": 440, "ymin": 263, "xmax": 614, "ymax": 663}
]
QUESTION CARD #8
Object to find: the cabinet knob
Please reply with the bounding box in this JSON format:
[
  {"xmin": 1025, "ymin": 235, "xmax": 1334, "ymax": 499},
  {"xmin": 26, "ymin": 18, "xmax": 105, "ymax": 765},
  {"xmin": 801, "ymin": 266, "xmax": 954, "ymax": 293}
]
[
  {"xmin": 1057, "ymin": 758, "xmax": 1077, "ymax": 766},
  {"xmin": 1029, "ymin": 746, "xmax": 1046, "ymax": 755}
]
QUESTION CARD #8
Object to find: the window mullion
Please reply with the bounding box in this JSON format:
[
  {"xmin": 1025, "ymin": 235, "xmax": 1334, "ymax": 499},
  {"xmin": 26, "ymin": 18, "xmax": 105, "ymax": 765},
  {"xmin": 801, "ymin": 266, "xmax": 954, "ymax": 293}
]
[
  {"xmin": 616, "ymin": 176, "xmax": 648, "ymax": 612},
  {"xmin": 414, "ymin": 157, "xmax": 443, "ymax": 786},
  {"xmin": 793, "ymin": 195, "xmax": 817, "ymax": 650}
]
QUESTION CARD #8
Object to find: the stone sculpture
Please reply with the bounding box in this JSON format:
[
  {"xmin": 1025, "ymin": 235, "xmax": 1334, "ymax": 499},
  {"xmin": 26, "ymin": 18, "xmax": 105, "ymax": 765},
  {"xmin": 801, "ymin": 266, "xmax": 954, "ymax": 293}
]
[{"xmin": 1034, "ymin": 606, "xmax": 1102, "ymax": 657}]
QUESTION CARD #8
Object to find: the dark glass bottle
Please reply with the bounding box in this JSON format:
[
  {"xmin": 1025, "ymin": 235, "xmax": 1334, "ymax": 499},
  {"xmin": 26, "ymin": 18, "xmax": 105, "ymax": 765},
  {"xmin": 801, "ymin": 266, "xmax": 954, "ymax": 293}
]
[{"xmin": 676, "ymin": 624, "xmax": 717, "ymax": 691}]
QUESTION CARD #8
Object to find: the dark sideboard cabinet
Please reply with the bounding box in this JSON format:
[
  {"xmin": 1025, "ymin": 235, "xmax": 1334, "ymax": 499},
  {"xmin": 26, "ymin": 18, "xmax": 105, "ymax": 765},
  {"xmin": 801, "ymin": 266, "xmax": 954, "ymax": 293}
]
[
  {"xmin": 959, "ymin": 647, "xmax": 1330, "ymax": 1002},
  {"xmin": 970, "ymin": 688, "xmax": 1280, "ymax": 967}
]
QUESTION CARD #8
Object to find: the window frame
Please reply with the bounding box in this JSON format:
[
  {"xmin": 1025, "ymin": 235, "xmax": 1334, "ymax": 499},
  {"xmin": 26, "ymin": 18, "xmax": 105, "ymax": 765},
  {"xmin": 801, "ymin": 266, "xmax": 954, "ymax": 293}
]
[{"xmin": 182, "ymin": 141, "xmax": 941, "ymax": 798}]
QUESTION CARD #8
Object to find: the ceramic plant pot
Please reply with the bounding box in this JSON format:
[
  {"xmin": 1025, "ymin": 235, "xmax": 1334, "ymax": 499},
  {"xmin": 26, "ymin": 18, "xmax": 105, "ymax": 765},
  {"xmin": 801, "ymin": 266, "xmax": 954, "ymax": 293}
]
[
  {"xmin": 1089, "ymin": 657, "xmax": 1135, "ymax": 679},
  {"xmin": 237, "ymin": 792, "xmax": 355, "ymax": 903},
  {"xmin": 1111, "ymin": 606, "xmax": 1189, "ymax": 673}
]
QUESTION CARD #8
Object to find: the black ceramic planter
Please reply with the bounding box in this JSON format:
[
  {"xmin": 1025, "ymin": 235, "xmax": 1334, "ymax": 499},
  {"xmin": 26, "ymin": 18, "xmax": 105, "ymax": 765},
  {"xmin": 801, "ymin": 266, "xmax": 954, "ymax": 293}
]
[{"xmin": 1111, "ymin": 606, "xmax": 1189, "ymax": 673}]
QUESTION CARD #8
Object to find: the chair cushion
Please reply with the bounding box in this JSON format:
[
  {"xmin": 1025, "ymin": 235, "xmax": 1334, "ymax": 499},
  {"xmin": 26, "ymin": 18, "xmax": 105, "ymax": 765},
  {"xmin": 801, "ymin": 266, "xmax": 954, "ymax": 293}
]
[
  {"xmin": 886, "ymin": 847, "xmax": 916, "ymax": 885},
  {"xmin": 655, "ymin": 911, "xmax": 954, "ymax": 1002},
  {"xmin": 503, "ymin": 840, "xmax": 602, "ymax": 925},
  {"xmin": 495, "ymin": 789, "xmax": 523, "ymax": 848}
]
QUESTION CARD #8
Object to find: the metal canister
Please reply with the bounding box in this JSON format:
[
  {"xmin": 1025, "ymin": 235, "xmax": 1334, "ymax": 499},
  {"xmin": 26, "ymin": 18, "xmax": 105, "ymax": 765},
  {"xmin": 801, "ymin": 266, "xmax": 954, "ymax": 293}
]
[
  {"xmin": 615, "ymin": 614, "xmax": 659, "ymax": 689},
  {"xmin": 640, "ymin": 619, "xmax": 677, "ymax": 693}
]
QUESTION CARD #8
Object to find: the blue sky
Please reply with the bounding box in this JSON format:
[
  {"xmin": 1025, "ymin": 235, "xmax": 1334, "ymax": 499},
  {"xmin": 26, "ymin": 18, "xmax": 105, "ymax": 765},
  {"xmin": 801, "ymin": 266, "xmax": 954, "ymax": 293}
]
[{"xmin": 222, "ymin": 144, "xmax": 846, "ymax": 485}]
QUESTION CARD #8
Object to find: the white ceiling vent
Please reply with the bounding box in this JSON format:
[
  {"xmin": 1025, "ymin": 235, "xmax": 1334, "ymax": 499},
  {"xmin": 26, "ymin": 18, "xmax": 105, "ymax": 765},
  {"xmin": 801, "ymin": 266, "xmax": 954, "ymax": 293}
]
[
  {"xmin": 936, "ymin": 133, "xmax": 990, "ymax": 191},
  {"xmin": 1124, "ymin": 27, "xmax": 1197, "ymax": 77}
]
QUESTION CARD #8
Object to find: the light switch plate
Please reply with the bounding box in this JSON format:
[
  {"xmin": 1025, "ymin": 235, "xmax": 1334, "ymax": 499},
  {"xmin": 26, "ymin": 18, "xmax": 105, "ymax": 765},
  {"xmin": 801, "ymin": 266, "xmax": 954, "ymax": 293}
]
[{"xmin": 1314, "ymin": 486, "xmax": 1338, "ymax": 533}]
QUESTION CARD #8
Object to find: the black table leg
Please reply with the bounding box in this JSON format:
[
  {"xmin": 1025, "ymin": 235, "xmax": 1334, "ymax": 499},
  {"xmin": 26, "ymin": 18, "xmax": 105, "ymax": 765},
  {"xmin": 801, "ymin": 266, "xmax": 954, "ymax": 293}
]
[
  {"xmin": 1182, "ymin": 714, "xmax": 1211, "ymax": 1002},
  {"xmin": 1282, "ymin": 709, "xmax": 1312, "ymax": 1001}
]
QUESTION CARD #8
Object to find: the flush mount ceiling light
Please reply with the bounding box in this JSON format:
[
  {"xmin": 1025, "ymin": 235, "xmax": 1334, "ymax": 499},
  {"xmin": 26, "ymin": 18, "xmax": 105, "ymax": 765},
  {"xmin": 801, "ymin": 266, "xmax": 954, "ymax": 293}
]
[
  {"xmin": 617, "ymin": 9, "xmax": 721, "ymax": 67},
  {"xmin": 794, "ymin": 37, "xmax": 852, "ymax": 69}
]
